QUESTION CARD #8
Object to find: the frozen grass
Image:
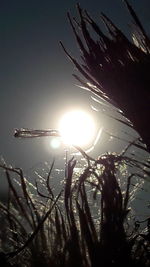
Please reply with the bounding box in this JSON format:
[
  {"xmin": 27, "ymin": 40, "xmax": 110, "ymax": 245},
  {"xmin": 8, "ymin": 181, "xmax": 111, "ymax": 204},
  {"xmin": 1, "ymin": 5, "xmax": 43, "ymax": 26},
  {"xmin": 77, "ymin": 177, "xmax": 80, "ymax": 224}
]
[
  {"xmin": 60, "ymin": 0, "xmax": 150, "ymax": 152},
  {"xmin": 0, "ymin": 147, "xmax": 149, "ymax": 267}
]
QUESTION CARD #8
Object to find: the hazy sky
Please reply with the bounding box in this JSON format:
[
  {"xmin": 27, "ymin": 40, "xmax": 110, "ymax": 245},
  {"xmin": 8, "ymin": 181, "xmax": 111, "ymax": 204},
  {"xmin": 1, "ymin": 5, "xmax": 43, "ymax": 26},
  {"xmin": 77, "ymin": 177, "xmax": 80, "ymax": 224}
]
[{"xmin": 1, "ymin": 0, "xmax": 150, "ymax": 171}]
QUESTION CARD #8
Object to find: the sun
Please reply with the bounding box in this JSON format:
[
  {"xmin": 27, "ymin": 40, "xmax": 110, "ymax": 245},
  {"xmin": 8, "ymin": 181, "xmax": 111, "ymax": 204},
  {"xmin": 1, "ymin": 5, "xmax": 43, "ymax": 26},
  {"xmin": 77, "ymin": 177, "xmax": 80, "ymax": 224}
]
[{"xmin": 58, "ymin": 110, "xmax": 95, "ymax": 147}]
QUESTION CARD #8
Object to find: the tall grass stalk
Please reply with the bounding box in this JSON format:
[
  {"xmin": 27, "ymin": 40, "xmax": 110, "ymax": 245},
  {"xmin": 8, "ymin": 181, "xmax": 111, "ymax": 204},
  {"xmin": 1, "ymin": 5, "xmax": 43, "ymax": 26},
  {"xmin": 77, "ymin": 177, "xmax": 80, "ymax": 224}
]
[{"xmin": 0, "ymin": 148, "xmax": 149, "ymax": 266}]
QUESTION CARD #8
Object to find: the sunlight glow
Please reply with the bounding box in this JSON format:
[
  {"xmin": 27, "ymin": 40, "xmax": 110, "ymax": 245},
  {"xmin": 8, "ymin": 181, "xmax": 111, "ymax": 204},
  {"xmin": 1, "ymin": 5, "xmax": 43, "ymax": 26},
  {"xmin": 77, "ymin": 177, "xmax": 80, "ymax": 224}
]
[{"xmin": 58, "ymin": 110, "xmax": 95, "ymax": 147}]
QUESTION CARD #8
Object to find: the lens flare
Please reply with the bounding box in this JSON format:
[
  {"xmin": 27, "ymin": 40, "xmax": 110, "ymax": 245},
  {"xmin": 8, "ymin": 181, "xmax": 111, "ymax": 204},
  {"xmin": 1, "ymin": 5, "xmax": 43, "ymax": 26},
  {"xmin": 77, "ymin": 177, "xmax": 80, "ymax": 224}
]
[{"xmin": 50, "ymin": 138, "xmax": 61, "ymax": 149}]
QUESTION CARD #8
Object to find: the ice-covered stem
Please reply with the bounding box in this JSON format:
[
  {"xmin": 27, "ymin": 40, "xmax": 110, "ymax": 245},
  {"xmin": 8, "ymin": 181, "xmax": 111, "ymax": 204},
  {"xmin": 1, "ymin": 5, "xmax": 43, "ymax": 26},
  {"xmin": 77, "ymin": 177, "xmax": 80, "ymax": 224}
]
[{"xmin": 61, "ymin": 1, "xmax": 150, "ymax": 152}]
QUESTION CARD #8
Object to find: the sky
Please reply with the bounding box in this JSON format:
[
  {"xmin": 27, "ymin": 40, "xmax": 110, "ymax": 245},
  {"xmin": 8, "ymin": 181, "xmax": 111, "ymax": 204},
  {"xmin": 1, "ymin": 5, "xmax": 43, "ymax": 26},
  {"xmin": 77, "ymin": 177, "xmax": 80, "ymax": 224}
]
[{"xmin": 1, "ymin": 0, "xmax": 150, "ymax": 173}]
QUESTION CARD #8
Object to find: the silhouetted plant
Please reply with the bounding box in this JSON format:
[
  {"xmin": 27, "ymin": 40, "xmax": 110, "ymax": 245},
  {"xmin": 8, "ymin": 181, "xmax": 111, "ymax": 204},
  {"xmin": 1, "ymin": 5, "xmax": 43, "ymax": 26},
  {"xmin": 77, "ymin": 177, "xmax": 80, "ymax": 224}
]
[
  {"xmin": 0, "ymin": 148, "xmax": 149, "ymax": 266},
  {"xmin": 60, "ymin": 0, "xmax": 150, "ymax": 152}
]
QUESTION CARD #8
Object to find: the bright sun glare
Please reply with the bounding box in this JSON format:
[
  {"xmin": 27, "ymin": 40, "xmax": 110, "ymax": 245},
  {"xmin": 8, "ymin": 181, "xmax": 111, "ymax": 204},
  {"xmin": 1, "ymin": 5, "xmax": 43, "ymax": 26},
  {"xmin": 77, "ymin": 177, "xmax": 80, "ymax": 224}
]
[{"xmin": 58, "ymin": 110, "xmax": 95, "ymax": 147}]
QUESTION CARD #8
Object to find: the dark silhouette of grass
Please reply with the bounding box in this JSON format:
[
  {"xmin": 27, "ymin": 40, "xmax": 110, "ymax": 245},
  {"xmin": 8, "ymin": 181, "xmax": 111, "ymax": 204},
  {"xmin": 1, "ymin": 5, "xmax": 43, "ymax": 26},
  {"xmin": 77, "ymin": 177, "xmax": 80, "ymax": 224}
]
[
  {"xmin": 0, "ymin": 148, "xmax": 149, "ymax": 266},
  {"xmin": 60, "ymin": 0, "xmax": 150, "ymax": 152}
]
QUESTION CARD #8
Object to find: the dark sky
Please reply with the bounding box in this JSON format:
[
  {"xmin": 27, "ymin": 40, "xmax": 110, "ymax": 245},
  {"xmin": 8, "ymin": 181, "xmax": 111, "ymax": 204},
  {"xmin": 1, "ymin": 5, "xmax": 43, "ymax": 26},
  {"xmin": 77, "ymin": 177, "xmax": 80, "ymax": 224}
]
[{"xmin": 1, "ymin": 0, "xmax": 150, "ymax": 171}]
